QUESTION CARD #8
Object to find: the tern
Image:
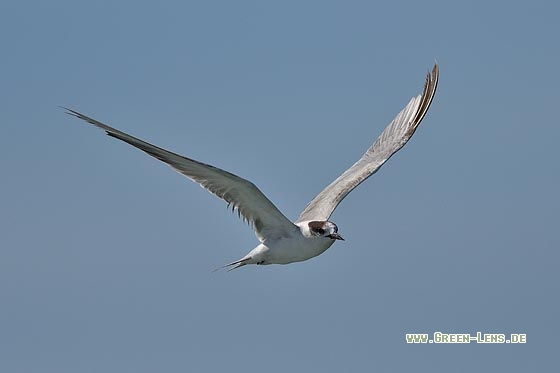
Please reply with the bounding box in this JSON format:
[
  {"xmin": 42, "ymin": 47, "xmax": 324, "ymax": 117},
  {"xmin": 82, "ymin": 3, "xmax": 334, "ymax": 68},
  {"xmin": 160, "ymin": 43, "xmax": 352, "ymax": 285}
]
[{"xmin": 64, "ymin": 64, "xmax": 438, "ymax": 270}]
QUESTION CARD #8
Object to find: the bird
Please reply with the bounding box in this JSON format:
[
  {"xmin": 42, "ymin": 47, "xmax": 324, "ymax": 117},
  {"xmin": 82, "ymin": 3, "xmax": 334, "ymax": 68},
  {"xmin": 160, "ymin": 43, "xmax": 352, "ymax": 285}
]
[{"xmin": 64, "ymin": 63, "xmax": 438, "ymax": 271}]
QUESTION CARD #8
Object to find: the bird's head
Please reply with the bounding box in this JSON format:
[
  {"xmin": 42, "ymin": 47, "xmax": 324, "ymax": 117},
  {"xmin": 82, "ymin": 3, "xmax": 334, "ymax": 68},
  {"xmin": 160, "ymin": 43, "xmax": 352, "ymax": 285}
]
[{"xmin": 308, "ymin": 221, "xmax": 344, "ymax": 240}]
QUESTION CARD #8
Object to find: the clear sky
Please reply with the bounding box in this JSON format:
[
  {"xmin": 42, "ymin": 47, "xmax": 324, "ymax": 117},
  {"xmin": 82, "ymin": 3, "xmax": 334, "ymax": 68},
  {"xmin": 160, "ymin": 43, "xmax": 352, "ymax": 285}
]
[{"xmin": 1, "ymin": 0, "xmax": 558, "ymax": 371}]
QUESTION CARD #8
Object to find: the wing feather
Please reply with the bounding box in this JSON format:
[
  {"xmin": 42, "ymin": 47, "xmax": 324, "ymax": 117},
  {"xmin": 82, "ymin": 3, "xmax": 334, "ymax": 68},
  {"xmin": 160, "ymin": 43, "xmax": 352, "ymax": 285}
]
[
  {"xmin": 64, "ymin": 109, "xmax": 298, "ymax": 241},
  {"xmin": 297, "ymin": 64, "xmax": 439, "ymax": 222}
]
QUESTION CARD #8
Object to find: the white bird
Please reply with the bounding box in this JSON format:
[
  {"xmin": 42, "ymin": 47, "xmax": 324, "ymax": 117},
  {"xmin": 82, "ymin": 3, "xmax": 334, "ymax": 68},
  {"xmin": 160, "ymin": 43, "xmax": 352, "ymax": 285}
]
[{"xmin": 64, "ymin": 64, "xmax": 438, "ymax": 270}]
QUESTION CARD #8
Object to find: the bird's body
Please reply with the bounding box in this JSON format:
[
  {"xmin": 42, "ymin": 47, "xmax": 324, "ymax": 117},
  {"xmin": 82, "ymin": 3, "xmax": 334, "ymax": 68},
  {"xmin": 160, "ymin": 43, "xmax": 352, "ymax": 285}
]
[
  {"xmin": 64, "ymin": 64, "xmax": 439, "ymax": 270},
  {"xmin": 227, "ymin": 221, "xmax": 337, "ymax": 269}
]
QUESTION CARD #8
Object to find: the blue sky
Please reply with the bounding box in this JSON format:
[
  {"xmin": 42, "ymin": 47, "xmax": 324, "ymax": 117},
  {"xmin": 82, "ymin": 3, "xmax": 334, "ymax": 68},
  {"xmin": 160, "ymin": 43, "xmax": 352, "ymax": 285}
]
[{"xmin": 1, "ymin": 0, "xmax": 558, "ymax": 371}]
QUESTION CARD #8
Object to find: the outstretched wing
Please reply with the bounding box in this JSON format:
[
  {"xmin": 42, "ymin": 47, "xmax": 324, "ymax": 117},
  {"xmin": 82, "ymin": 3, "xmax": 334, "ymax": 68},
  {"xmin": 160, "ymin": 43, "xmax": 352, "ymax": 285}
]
[
  {"xmin": 64, "ymin": 109, "xmax": 298, "ymax": 242},
  {"xmin": 297, "ymin": 64, "xmax": 439, "ymax": 223}
]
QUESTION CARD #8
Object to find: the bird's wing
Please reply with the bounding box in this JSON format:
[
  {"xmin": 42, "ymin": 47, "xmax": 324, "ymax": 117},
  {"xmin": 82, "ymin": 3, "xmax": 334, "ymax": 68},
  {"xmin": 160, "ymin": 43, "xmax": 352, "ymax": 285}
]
[
  {"xmin": 297, "ymin": 64, "xmax": 439, "ymax": 223},
  {"xmin": 64, "ymin": 109, "xmax": 298, "ymax": 242}
]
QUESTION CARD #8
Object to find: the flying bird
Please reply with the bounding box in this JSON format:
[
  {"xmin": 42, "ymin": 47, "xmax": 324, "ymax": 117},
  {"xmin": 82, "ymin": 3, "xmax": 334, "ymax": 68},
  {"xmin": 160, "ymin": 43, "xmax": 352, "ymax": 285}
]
[{"xmin": 64, "ymin": 63, "xmax": 438, "ymax": 270}]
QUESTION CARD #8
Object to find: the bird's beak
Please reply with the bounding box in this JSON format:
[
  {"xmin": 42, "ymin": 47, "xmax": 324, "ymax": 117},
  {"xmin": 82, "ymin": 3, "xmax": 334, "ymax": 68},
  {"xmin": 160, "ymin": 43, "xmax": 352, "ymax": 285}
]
[{"xmin": 328, "ymin": 233, "xmax": 345, "ymax": 241}]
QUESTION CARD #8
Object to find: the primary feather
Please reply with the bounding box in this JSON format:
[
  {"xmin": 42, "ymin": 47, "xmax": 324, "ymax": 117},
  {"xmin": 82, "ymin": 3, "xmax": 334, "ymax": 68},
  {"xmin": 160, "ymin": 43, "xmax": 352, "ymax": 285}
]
[
  {"xmin": 63, "ymin": 108, "xmax": 298, "ymax": 242},
  {"xmin": 297, "ymin": 64, "xmax": 439, "ymax": 222}
]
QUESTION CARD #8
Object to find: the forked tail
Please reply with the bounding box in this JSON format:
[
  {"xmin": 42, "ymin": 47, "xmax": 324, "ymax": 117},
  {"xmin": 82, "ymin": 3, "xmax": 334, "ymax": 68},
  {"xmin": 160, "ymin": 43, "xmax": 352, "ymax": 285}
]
[{"xmin": 213, "ymin": 256, "xmax": 252, "ymax": 272}]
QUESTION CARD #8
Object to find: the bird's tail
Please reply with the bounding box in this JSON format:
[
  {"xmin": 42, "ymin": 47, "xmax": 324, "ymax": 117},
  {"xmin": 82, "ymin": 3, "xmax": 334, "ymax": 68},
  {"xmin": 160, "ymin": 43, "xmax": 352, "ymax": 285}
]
[{"xmin": 213, "ymin": 256, "xmax": 252, "ymax": 272}]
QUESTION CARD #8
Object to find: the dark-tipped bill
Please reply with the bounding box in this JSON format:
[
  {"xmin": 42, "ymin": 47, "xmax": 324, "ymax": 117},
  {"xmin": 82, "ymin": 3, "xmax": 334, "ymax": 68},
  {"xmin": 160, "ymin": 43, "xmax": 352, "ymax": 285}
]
[{"xmin": 328, "ymin": 233, "xmax": 344, "ymax": 240}]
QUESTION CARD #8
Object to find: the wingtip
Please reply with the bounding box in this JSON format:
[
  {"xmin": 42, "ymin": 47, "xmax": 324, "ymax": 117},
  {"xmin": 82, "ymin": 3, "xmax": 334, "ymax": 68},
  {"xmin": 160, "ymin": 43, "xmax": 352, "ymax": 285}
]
[
  {"xmin": 61, "ymin": 107, "xmax": 108, "ymax": 132},
  {"xmin": 60, "ymin": 106, "xmax": 72, "ymax": 115},
  {"xmin": 426, "ymin": 63, "xmax": 439, "ymax": 84},
  {"xmin": 61, "ymin": 106, "xmax": 84, "ymax": 120},
  {"xmin": 431, "ymin": 63, "xmax": 439, "ymax": 86}
]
